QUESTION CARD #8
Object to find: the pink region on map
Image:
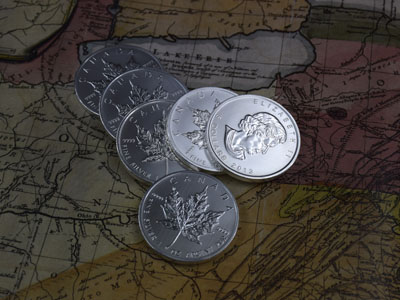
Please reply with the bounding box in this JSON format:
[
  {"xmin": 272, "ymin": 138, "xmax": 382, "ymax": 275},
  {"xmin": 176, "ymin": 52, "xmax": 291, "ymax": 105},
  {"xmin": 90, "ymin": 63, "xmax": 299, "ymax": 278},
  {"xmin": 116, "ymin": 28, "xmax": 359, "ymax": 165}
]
[
  {"xmin": 276, "ymin": 39, "xmax": 400, "ymax": 193},
  {"xmin": 0, "ymin": 0, "xmax": 113, "ymax": 84}
]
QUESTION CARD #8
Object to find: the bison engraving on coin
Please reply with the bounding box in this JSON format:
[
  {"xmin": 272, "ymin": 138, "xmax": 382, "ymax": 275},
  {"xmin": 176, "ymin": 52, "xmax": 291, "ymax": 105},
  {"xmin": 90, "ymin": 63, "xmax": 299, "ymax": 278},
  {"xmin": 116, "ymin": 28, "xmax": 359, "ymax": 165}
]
[
  {"xmin": 158, "ymin": 185, "xmax": 225, "ymax": 249},
  {"xmin": 225, "ymin": 112, "xmax": 287, "ymax": 160}
]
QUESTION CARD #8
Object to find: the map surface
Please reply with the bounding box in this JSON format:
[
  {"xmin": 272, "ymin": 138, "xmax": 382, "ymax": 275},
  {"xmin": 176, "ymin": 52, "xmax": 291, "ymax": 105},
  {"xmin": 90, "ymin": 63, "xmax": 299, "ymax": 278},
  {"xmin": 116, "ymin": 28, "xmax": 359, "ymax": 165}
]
[{"xmin": 0, "ymin": 0, "xmax": 399, "ymax": 299}]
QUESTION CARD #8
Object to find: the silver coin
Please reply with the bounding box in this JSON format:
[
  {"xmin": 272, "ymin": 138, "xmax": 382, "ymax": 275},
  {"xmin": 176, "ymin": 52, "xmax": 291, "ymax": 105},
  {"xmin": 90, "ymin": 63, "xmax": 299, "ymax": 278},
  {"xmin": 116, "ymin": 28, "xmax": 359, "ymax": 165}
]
[
  {"xmin": 116, "ymin": 100, "xmax": 188, "ymax": 183},
  {"xmin": 74, "ymin": 45, "xmax": 162, "ymax": 115},
  {"xmin": 167, "ymin": 87, "xmax": 237, "ymax": 173},
  {"xmin": 138, "ymin": 170, "xmax": 238, "ymax": 262},
  {"xmin": 100, "ymin": 69, "xmax": 188, "ymax": 139},
  {"xmin": 206, "ymin": 95, "xmax": 301, "ymax": 181}
]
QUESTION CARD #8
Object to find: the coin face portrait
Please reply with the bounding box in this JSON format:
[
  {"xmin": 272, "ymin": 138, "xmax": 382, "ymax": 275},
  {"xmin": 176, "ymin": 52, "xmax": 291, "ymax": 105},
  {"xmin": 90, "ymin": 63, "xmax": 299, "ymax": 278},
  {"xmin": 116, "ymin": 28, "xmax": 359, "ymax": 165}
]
[
  {"xmin": 207, "ymin": 95, "xmax": 300, "ymax": 181},
  {"xmin": 225, "ymin": 112, "xmax": 287, "ymax": 160}
]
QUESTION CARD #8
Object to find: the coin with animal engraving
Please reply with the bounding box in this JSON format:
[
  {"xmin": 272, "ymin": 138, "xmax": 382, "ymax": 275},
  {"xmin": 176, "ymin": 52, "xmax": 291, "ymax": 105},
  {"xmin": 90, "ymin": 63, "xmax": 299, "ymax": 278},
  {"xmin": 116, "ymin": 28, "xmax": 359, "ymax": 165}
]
[
  {"xmin": 206, "ymin": 95, "xmax": 301, "ymax": 181},
  {"xmin": 116, "ymin": 100, "xmax": 188, "ymax": 184},
  {"xmin": 138, "ymin": 170, "xmax": 238, "ymax": 262},
  {"xmin": 167, "ymin": 87, "xmax": 237, "ymax": 173},
  {"xmin": 100, "ymin": 68, "xmax": 188, "ymax": 139},
  {"xmin": 74, "ymin": 45, "xmax": 163, "ymax": 115}
]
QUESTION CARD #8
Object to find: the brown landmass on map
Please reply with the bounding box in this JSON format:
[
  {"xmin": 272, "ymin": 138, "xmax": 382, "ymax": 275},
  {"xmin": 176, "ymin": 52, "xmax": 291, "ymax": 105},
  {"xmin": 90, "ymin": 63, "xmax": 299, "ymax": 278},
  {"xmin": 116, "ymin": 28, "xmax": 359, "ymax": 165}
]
[
  {"xmin": 7, "ymin": 183, "xmax": 400, "ymax": 300},
  {"xmin": 0, "ymin": 0, "xmax": 113, "ymax": 84},
  {"xmin": 114, "ymin": 0, "xmax": 310, "ymax": 39},
  {"xmin": 0, "ymin": 0, "xmax": 76, "ymax": 60},
  {"xmin": 276, "ymin": 38, "xmax": 400, "ymax": 195}
]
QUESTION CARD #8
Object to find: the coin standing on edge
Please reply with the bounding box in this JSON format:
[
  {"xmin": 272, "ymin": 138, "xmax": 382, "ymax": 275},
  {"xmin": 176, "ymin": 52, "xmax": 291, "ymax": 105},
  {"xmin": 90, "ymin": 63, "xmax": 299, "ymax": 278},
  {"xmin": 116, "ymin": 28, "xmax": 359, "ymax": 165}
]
[
  {"xmin": 100, "ymin": 69, "xmax": 188, "ymax": 139},
  {"xmin": 167, "ymin": 87, "xmax": 237, "ymax": 173},
  {"xmin": 138, "ymin": 170, "xmax": 239, "ymax": 262},
  {"xmin": 116, "ymin": 100, "xmax": 188, "ymax": 184},
  {"xmin": 75, "ymin": 45, "xmax": 163, "ymax": 115},
  {"xmin": 207, "ymin": 95, "xmax": 301, "ymax": 181}
]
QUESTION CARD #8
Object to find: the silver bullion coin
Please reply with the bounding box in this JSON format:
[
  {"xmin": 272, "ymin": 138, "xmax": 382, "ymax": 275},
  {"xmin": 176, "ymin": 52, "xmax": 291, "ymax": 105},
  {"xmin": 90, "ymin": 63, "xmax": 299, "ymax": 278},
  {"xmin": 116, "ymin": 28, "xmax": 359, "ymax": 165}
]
[
  {"xmin": 206, "ymin": 95, "xmax": 301, "ymax": 181},
  {"xmin": 116, "ymin": 100, "xmax": 188, "ymax": 183},
  {"xmin": 100, "ymin": 68, "xmax": 188, "ymax": 139},
  {"xmin": 138, "ymin": 170, "xmax": 239, "ymax": 262},
  {"xmin": 167, "ymin": 87, "xmax": 237, "ymax": 173},
  {"xmin": 74, "ymin": 45, "xmax": 163, "ymax": 115}
]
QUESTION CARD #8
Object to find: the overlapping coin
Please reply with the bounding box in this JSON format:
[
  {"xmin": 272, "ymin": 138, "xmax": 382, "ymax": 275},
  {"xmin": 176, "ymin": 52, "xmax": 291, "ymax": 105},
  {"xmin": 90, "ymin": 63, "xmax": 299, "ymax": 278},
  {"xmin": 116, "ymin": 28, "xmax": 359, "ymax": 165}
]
[
  {"xmin": 167, "ymin": 87, "xmax": 237, "ymax": 173},
  {"xmin": 116, "ymin": 100, "xmax": 188, "ymax": 183},
  {"xmin": 206, "ymin": 95, "xmax": 301, "ymax": 181},
  {"xmin": 100, "ymin": 68, "xmax": 187, "ymax": 139},
  {"xmin": 75, "ymin": 45, "xmax": 162, "ymax": 114},
  {"xmin": 74, "ymin": 44, "xmax": 302, "ymax": 263},
  {"xmin": 138, "ymin": 170, "xmax": 238, "ymax": 262}
]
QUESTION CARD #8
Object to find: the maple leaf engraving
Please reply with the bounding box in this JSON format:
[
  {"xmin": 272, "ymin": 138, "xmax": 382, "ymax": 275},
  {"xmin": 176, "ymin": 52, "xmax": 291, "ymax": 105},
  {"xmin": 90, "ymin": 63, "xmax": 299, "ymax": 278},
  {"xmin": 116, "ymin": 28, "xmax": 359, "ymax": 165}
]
[
  {"xmin": 182, "ymin": 109, "xmax": 211, "ymax": 149},
  {"xmin": 86, "ymin": 57, "xmax": 139, "ymax": 94},
  {"xmin": 129, "ymin": 84, "xmax": 152, "ymax": 105},
  {"xmin": 135, "ymin": 110, "xmax": 178, "ymax": 162},
  {"xmin": 128, "ymin": 81, "xmax": 169, "ymax": 106},
  {"xmin": 112, "ymin": 103, "xmax": 133, "ymax": 118},
  {"xmin": 86, "ymin": 59, "xmax": 125, "ymax": 94},
  {"xmin": 125, "ymin": 56, "xmax": 140, "ymax": 70},
  {"xmin": 101, "ymin": 58, "xmax": 126, "ymax": 81},
  {"xmin": 87, "ymin": 79, "xmax": 110, "ymax": 94},
  {"xmin": 152, "ymin": 85, "xmax": 169, "ymax": 100},
  {"xmin": 158, "ymin": 186, "xmax": 225, "ymax": 249}
]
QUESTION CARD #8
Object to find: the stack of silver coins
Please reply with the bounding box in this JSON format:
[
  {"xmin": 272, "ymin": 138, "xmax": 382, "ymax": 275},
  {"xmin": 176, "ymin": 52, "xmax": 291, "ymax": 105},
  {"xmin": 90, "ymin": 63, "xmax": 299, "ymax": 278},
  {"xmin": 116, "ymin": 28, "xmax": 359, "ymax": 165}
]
[{"xmin": 75, "ymin": 45, "xmax": 300, "ymax": 262}]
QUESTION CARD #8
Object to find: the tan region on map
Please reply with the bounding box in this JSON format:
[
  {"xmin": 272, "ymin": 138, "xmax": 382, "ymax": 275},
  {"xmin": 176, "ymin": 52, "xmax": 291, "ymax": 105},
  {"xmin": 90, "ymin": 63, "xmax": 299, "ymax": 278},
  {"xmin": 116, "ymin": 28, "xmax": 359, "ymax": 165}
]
[
  {"xmin": 8, "ymin": 182, "xmax": 400, "ymax": 300},
  {"xmin": 0, "ymin": 82, "xmax": 145, "ymax": 293},
  {"xmin": 0, "ymin": 0, "xmax": 76, "ymax": 60},
  {"xmin": 114, "ymin": 0, "xmax": 310, "ymax": 39},
  {"xmin": 0, "ymin": 81, "xmax": 256, "ymax": 296}
]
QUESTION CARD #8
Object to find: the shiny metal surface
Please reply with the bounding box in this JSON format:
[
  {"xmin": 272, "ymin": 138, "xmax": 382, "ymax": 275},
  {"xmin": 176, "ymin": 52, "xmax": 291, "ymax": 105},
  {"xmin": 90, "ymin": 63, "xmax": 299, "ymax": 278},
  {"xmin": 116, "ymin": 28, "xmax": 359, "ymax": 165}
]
[
  {"xmin": 167, "ymin": 87, "xmax": 237, "ymax": 173},
  {"xmin": 116, "ymin": 100, "xmax": 188, "ymax": 184},
  {"xmin": 138, "ymin": 170, "xmax": 239, "ymax": 262},
  {"xmin": 74, "ymin": 45, "xmax": 162, "ymax": 114},
  {"xmin": 206, "ymin": 95, "xmax": 301, "ymax": 181},
  {"xmin": 100, "ymin": 68, "xmax": 187, "ymax": 138}
]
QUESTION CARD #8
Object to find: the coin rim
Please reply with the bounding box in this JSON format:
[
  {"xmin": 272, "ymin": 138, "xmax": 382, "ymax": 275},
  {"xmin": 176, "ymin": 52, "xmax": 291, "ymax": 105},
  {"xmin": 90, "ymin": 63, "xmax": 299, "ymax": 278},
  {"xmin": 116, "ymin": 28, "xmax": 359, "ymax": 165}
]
[
  {"xmin": 100, "ymin": 68, "xmax": 188, "ymax": 139},
  {"xmin": 166, "ymin": 87, "xmax": 238, "ymax": 173},
  {"xmin": 138, "ymin": 170, "xmax": 239, "ymax": 262},
  {"xmin": 116, "ymin": 99, "xmax": 180, "ymax": 184},
  {"xmin": 74, "ymin": 45, "xmax": 163, "ymax": 115},
  {"xmin": 206, "ymin": 95, "xmax": 301, "ymax": 181}
]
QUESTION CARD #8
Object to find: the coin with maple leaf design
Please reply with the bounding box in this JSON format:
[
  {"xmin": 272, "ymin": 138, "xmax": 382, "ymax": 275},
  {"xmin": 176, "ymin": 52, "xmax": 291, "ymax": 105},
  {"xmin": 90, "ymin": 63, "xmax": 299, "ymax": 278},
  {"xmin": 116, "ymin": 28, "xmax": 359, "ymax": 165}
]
[
  {"xmin": 100, "ymin": 68, "xmax": 188, "ymax": 139},
  {"xmin": 75, "ymin": 45, "xmax": 163, "ymax": 115},
  {"xmin": 116, "ymin": 100, "xmax": 188, "ymax": 183},
  {"xmin": 167, "ymin": 87, "xmax": 237, "ymax": 173},
  {"xmin": 138, "ymin": 170, "xmax": 238, "ymax": 262}
]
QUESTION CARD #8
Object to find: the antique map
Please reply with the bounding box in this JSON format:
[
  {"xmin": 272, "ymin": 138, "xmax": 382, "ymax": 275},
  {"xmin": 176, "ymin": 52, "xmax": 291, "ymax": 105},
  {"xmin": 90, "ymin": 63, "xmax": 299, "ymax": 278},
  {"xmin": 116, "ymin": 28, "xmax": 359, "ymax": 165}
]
[{"xmin": 0, "ymin": 0, "xmax": 400, "ymax": 299}]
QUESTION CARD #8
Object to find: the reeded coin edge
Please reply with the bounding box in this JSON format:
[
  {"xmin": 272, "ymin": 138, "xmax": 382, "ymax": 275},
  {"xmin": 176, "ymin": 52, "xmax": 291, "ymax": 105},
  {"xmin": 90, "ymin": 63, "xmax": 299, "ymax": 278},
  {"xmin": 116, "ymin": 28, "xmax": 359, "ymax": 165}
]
[
  {"xmin": 206, "ymin": 95, "xmax": 301, "ymax": 182},
  {"xmin": 138, "ymin": 170, "xmax": 239, "ymax": 262}
]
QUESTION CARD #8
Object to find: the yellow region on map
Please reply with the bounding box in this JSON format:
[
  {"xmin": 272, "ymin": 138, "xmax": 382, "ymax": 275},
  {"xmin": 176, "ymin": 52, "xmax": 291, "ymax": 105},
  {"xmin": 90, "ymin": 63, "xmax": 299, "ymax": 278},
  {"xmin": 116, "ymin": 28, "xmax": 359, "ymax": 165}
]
[
  {"xmin": 0, "ymin": 0, "xmax": 76, "ymax": 60},
  {"xmin": 114, "ymin": 0, "xmax": 310, "ymax": 38},
  {"xmin": 10, "ymin": 182, "xmax": 400, "ymax": 300}
]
